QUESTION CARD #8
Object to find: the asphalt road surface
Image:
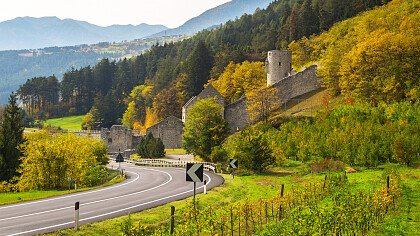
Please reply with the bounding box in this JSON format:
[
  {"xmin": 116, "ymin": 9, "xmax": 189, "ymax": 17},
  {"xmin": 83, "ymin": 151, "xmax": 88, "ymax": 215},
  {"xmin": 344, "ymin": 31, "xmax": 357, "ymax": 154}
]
[{"xmin": 0, "ymin": 162, "xmax": 224, "ymax": 236}]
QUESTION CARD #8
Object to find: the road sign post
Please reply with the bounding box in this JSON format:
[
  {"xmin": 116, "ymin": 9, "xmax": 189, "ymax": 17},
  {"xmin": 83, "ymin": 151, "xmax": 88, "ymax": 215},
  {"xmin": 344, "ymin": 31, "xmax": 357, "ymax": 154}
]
[
  {"xmin": 186, "ymin": 163, "xmax": 204, "ymax": 205},
  {"xmin": 229, "ymin": 159, "xmax": 238, "ymax": 179},
  {"xmin": 116, "ymin": 150, "xmax": 124, "ymax": 172},
  {"xmin": 74, "ymin": 201, "xmax": 80, "ymax": 230}
]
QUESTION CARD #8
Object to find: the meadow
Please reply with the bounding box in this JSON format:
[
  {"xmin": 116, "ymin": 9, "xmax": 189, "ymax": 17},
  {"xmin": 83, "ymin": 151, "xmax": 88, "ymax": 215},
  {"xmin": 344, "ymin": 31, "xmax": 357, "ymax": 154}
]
[{"xmin": 44, "ymin": 115, "xmax": 84, "ymax": 130}]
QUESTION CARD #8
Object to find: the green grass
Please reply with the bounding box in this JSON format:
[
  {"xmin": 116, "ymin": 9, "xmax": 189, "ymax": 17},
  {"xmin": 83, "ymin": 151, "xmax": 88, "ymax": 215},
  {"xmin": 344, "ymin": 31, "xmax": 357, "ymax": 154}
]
[
  {"xmin": 369, "ymin": 167, "xmax": 420, "ymax": 236},
  {"xmin": 44, "ymin": 115, "xmax": 84, "ymax": 130},
  {"xmin": 44, "ymin": 165, "xmax": 419, "ymax": 236},
  {"xmin": 0, "ymin": 170, "xmax": 124, "ymax": 206},
  {"xmin": 165, "ymin": 149, "xmax": 187, "ymax": 155}
]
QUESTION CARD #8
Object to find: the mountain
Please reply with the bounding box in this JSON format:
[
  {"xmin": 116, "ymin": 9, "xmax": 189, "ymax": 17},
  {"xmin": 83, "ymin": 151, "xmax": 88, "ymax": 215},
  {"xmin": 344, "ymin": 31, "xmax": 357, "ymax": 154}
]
[
  {"xmin": 0, "ymin": 16, "xmax": 168, "ymax": 50},
  {"xmin": 151, "ymin": 0, "xmax": 273, "ymax": 37}
]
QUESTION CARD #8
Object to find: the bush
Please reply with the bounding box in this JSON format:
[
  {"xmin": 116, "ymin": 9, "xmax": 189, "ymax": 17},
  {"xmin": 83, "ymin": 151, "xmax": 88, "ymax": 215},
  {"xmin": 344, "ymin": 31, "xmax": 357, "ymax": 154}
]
[
  {"xmin": 83, "ymin": 165, "xmax": 109, "ymax": 187},
  {"xmin": 310, "ymin": 159, "xmax": 345, "ymax": 173},
  {"xmin": 137, "ymin": 133, "xmax": 165, "ymax": 158},
  {"xmin": 209, "ymin": 146, "xmax": 228, "ymax": 163},
  {"xmin": 225, "ymin": 126, "xmax": 275, "ymax": 173}
]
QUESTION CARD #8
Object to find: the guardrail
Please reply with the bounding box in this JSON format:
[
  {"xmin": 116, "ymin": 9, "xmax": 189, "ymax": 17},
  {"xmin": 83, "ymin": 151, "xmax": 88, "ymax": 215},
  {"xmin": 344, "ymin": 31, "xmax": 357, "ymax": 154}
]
[{"xmin": 125, "ymin": 159, "xmax": 216, "ymax": 173}]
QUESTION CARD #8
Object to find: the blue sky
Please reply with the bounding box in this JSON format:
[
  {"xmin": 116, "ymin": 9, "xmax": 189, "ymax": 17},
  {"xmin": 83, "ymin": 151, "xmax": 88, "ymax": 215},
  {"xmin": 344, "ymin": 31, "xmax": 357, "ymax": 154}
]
[{"xmin": 0, "ymin": 0, "xmax": 231, "ymax": 28}]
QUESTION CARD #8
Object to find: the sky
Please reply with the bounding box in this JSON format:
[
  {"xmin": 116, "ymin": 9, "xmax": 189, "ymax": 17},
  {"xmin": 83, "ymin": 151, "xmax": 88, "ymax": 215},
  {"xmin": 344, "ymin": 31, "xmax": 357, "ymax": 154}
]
[{"xmin": 0, "ymin": 0, "xmax": 232, "ymax": 28}]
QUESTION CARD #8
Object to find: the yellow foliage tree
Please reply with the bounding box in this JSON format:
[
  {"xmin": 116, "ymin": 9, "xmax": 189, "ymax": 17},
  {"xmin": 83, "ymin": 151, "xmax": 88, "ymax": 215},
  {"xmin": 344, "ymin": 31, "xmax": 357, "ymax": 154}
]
[
  {"xmin": 288, "ymin": 0, "xmax": 419, "ymax": 102},
  {"xmin": 246, "ymin": 86, "xmax": 280, "ymax": 123},
  {"xmin": 210, "ymin": 61, "xmax": 266, "ymax": 103},
  {"xmin": 18, "ymin": 131, "xmax": 108, "ymax": 191},
  {"xmin": 141, "ymin": 107, "xmax": 159, "ymax": 133}
]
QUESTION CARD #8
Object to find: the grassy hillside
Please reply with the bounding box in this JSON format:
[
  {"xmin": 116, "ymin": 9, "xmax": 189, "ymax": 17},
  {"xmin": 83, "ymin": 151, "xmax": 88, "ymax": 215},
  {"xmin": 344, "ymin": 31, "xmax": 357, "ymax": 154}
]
[{"xmin": 44, "ymin": 115, "xmax": 84, "ymax": 130}]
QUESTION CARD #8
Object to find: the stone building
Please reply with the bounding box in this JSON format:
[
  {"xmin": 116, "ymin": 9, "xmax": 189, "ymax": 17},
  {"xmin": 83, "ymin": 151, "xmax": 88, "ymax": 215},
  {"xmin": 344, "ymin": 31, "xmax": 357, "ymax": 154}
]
[
  {"xmin": 101, "ymin": 125, "xmax": 141, "ymax": 154},
  {"xmin": 182, "ymin": 84, "xmax": 224, "ymax": 123},
  {"xmin": 146, "ymin": 116, "xmax": 184, "ymax": 149},
  {"xmin": 182, "ymin": 50, "xmax": 321, "ymax": 132}
]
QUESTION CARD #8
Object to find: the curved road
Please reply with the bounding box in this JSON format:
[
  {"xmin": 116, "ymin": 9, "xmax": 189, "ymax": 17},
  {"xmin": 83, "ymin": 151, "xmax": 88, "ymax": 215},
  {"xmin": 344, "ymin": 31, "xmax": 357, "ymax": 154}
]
[{"xmin": 0, "ymin": 162, "xmax": 224, "ymax": 236}]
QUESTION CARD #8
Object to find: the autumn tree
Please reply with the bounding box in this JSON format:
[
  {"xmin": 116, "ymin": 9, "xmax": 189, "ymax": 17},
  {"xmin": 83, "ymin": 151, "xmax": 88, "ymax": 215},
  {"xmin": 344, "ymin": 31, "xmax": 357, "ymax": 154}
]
[
  {"xmin": 210, "ymin": 61, "xmax": 266, "ymax": 103},
  {"xmin": 153, "ymin": 74, "xmax": 189, "ymax": 120},
  {"xmin": 122, "ymin": 85, "xmax": 154, "ymax": 129},
  {"xmin": 0, "ymin": 93, "xmax": 25, "ymax": 181},
  {"xmin": 246, "ymin": 86, "xmax": 280, "ymax": 123},
  {"xmin": 182, "ymin": 98, "xmax": 229, "ymax": 161},
  {"xmin": 18, "ymin": 131, "xmax": 108, "ymax": 191}
]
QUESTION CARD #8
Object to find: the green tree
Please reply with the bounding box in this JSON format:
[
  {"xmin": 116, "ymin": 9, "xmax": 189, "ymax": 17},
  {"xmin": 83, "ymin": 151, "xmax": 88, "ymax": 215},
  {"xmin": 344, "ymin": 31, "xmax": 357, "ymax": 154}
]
[
  {"xmin": 0, "ymin": 93, "xmax": 25, "ymax": 181},
  {"xmin": 185, "ymin": 41, "xmax": 214, "ymax": 97},
  {"xmin": 137, "ymin": 133, "xmax": 165, "ymax": 158},
  {"xmin": 227, "ymin": 126, "xmax": 275, "ymax": 173},
  {"xmin": 182, "ymin": 98, "xmax": 229, "ymax": 161}
]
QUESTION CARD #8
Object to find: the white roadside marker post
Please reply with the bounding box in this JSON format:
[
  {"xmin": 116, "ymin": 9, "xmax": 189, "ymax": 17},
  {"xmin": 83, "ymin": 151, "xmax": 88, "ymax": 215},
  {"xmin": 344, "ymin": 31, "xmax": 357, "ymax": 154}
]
[
  {"xmin": 204, "ymin": 180, "xmax": 207, "ymax": 194},
  {"xmin": 75, "ymin": 202, "xmax": 80, "ymax": 230}
]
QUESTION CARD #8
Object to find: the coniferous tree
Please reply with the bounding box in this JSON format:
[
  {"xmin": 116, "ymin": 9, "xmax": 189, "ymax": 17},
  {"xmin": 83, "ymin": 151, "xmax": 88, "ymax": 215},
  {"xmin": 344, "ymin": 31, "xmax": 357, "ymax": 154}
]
[
  {"xmin": 0, "ymin": 93, "xmax": 25, "ymax": 181},
  {"xmin": 185, "ymin": 41, "xmax": 214, "ymax": 96}
]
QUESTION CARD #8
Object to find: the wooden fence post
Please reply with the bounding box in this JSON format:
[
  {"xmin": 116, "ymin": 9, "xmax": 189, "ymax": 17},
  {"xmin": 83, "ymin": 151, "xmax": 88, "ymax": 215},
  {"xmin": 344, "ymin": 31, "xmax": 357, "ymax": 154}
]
[
  {"xmin": 323, "ymin": 175, "xmax": 327, "ymax": 190},
  {"xmin": 280, "ymin": 184, "xmax": 284, "ymax": 197},
  {"xmin": 170, "ymin": 206, "xmax": 175, "ymax": 234}
]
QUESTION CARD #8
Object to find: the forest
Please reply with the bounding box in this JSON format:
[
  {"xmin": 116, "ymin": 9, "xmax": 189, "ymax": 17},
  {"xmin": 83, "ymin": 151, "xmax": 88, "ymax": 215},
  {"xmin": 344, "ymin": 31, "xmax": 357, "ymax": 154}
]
[{"xmin": 16, "ymin": 0, "xmax": 389, "ymax": 131}]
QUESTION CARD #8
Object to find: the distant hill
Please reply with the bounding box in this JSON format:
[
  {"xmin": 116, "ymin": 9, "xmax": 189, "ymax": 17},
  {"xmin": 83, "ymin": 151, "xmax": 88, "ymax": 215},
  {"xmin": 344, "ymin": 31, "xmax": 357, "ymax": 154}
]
[
  {"xmin": 0, "ymin": 35, "xmax": 188, "ymax": 104},
  {"xmin": 151, "ymin": 0, "xmax": 273, "ymax": 37},
  {"xmin": 0, "ymin": 16, "xmax": 168, "ymax": 50}
]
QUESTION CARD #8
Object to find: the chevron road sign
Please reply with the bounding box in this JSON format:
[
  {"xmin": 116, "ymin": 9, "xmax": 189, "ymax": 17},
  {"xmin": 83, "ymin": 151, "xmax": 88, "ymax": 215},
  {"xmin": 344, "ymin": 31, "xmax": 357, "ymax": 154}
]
[
  {"xmin": 186, "ymin": 163, "xmax": 204, "ymax": 182},
  {"xmin": 229, "ymin": 159, "xmax": 238, "ymax": 169}
]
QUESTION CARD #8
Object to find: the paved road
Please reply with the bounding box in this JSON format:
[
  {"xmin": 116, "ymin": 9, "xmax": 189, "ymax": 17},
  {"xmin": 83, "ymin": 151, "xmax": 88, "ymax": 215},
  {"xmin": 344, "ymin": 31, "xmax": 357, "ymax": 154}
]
[{"xmin": 0, "ymin": 162, "xmax": 224, "ymax": 236}]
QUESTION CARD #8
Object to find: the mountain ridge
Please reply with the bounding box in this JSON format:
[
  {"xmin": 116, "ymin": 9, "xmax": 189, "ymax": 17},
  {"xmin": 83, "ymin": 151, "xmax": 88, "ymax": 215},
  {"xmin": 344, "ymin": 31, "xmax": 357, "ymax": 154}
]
[
  {"xmin": 151, "ymin": 0, "xmax": 273, "ymax": 37},
  {"xmin": 0, "ymin": 16, "xmax": 168, "ymax": 50}
]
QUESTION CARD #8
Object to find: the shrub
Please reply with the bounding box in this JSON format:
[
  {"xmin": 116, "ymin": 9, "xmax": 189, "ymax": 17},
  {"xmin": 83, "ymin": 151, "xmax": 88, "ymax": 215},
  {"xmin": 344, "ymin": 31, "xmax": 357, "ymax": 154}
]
[
  {"xmin": 137, "ymin": 133, "xmax": 165, "ymax": 158},
  {"xmin": 83, "ymin": 165, "xmax": 109, "ymax": 187},
  {"xmin": 310, "ymin": 159, "xmax": 345, "ymax": 173}
]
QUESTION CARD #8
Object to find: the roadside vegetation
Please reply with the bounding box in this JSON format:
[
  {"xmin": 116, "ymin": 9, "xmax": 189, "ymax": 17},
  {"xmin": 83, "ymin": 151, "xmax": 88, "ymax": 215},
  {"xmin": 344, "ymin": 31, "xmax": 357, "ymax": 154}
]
[{"xmin": 45, "ymin": 164, "xmax": 419, "ymax": 236}]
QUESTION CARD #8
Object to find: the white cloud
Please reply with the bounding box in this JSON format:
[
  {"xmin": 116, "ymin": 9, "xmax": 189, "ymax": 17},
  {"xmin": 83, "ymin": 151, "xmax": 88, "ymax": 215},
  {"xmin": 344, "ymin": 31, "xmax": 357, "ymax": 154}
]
[{"xmin": 0, "ymin": 0, "xmax": 231, "ymax": 28}]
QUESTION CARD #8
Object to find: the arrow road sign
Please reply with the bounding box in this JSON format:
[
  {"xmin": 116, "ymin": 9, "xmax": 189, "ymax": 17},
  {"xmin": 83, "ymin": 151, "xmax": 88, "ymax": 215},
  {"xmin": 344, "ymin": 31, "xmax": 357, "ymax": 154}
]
[
  {"xmin": 186, "ymin": 163, "xmax": 204, "ymax": 182},
  {"xmin": 229, "ymin": 159, "xmax": 238, "ymax": 169}
]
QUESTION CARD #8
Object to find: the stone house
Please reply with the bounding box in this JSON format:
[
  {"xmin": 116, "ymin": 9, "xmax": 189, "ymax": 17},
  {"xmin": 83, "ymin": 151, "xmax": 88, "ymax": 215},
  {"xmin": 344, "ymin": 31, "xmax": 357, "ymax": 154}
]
[
  {"xmin": 101, "ymin": 125, "xmax": 141, "ymax": 155},
  {"xmin": 182, "ymin": 84, "xmax": 225, "ymax": 123},
  {"xmin": 146, "ymin": 116, "xmax": 184, "ymax": 149}
]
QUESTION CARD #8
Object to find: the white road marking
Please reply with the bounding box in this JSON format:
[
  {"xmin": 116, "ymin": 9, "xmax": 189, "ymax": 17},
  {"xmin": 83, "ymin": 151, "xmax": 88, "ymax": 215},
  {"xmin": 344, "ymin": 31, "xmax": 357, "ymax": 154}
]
[
  {"xmin": 7, "ymin": 173, "xmax": 213, "ymax": 236},
  {"xmin": 0, "ymin": 164, "xmax": 139, "ymax": 210},
  {"xmin": 0, "ymin": 167, "xmax": 173, "ymax": 222}
]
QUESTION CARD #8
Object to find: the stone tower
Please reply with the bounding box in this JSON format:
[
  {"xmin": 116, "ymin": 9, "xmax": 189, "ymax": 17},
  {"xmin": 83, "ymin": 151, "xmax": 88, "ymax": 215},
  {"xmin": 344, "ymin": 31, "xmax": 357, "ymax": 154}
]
[{"xmin": 266, "ymin": 50, "xmax": 292, "ymax": 86}]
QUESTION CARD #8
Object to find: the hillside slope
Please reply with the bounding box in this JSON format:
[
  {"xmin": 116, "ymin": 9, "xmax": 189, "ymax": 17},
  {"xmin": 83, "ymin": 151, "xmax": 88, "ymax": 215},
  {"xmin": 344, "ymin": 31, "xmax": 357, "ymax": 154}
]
[{"xmin": 290, "ymin": 0, "xmax": 419, "ymax": 104}]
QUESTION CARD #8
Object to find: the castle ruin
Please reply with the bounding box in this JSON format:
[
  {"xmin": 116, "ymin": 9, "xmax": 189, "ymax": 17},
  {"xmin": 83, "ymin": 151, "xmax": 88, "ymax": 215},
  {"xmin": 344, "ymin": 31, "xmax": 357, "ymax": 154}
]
[{"xmin": 182, "ymin": 50, "xmax": 321, "ymax": 132}]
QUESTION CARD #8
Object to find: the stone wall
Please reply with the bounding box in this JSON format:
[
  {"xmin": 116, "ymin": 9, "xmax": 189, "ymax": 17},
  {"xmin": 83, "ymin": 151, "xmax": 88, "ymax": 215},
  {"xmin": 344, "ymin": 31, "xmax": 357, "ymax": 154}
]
[
  {"xmin": 147, "ymin": 116, "xmax": 184, "ymax": 149},
  {"xmin": 271, "ymin": 65, "xmax": 320, "ymax": 103},
  {"xmin": 225, "ymin": 97, "xmax": 249, "ymax": 132},
  {"xmin": 225, "ymin": 65, "xmax": 320, "ymax": 132},
  {"xmin": 101, "ymin": 125, "xmax": 136, "ymax": 153}
]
